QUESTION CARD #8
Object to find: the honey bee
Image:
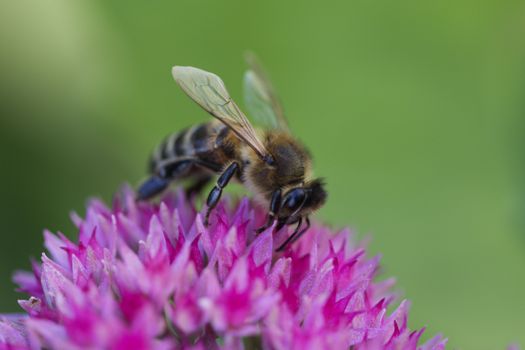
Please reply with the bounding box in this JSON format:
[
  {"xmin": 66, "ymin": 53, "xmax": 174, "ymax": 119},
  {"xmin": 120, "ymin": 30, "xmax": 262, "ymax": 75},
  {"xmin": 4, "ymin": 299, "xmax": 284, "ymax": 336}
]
[{"xmin": 137, "ymin": 54, "xmax": 327, "ymax": 251}]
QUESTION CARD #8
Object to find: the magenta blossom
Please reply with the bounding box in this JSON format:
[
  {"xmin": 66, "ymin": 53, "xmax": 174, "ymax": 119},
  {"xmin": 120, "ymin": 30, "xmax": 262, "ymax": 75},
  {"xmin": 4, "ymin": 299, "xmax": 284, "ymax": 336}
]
[{"xmin": 0, "ymin": 187, "xmax": 446, "ymax": 350}]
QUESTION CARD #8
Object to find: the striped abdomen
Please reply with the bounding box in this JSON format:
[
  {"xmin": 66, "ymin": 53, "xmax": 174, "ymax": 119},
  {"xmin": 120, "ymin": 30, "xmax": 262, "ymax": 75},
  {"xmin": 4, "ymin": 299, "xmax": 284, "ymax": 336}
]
[{"xmin": 149, "ymin": 121, "xmax": 238, "ymax": 177}]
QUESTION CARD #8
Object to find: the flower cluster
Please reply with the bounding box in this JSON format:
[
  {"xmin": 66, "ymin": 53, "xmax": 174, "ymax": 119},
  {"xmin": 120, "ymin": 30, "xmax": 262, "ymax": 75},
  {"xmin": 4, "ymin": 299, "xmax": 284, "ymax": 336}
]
[{"xmin": 0, "ymin": 187, "xmax": 446, "ymax": 350}]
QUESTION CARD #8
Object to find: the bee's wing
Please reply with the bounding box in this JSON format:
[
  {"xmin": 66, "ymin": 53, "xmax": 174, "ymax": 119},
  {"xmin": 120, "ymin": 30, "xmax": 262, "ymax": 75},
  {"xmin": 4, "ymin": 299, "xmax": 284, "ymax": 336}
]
[
  {"xmin": 243, "ymin": 52, "xmax": 289, "ymax": 131},
  {"xmin": 172, "ymin": 66, "xmax": 270, "ymax": 160}
]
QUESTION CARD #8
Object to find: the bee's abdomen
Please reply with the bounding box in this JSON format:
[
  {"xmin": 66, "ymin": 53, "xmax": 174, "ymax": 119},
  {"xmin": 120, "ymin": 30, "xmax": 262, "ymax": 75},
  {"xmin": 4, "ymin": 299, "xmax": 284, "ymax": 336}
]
[{"xmin": 149, "ymin": 121, "xmax": 231, "ymax": 174}]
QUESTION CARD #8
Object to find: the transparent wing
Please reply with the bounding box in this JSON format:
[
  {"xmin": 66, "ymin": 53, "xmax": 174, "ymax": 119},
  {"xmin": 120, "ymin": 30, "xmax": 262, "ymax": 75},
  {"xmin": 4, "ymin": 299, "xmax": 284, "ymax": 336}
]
[
  {"xmin": 243, "ymin": 52, "xmax": 289, "ymax": 131},
  {"xmin": 172, "ymin": 65, "xmax": 270, "ymax": 160},
  {"xmin": 243, "ymin": 71, "xmax": 280, "ymax": 129}
]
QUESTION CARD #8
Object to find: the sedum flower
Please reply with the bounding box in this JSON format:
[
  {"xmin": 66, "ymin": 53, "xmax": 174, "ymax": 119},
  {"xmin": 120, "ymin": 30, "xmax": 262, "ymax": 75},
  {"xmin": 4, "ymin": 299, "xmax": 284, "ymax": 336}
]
[{"xmin": 0, "ymin": 187, "xmax": 446, "ymax": 350}]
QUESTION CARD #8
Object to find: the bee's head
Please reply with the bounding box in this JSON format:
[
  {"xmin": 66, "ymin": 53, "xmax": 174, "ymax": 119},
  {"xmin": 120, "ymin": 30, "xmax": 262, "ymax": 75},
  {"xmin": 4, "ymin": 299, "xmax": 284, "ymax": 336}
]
[{"xmin": 279, "ymin": 179, "xmax": 327, "ymax": 221}]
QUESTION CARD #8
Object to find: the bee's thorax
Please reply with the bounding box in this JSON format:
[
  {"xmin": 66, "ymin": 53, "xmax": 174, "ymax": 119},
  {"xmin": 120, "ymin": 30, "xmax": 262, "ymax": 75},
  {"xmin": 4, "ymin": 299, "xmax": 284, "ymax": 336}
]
[{"xmin": 149, "ymin": 125, "xmax": 313, "ymax": 208}]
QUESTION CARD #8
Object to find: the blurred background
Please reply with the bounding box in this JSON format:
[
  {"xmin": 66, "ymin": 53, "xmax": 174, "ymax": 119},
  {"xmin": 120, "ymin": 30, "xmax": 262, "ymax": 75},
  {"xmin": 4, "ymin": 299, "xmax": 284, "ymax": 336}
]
[{"xmin": 0, "ymin": 0, "xmax": 524, "ymax": 348}]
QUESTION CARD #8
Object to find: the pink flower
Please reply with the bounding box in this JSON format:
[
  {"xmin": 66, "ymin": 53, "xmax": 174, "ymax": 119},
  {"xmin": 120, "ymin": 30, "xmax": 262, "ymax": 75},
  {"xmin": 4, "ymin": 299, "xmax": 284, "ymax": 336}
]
[{"xmin": 0, "ymin": 186, "xmax": 446, "ymax": 350}]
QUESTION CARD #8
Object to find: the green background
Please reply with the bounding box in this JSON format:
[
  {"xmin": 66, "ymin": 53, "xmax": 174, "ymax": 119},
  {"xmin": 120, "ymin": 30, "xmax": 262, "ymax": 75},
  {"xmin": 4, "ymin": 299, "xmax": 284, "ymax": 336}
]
[{"xmin": 1, "ymin": 0, "xmax": 524, "ymax": 348}]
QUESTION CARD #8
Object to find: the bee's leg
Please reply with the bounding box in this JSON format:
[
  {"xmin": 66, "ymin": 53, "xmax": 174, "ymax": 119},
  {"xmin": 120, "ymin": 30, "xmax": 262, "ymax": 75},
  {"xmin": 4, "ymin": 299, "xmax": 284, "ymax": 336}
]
[
  {"xmin": 136, "ymin": 176, "xmax": 170, "ymax": 201},
  {"xmin": 275, "ymin": 218, "xmax": 287, "ymax": 232},
  {"xmin": 204, "ymin": 162, "xmax": 239, "ymax": 226},
  {"xmin": 137, "ymin": 157, "xmax": 220, "ymax": 201},
  {"xmin": 137, "ymin": 159, "xmax": 194, "ymax": 201},
  {"xmin": 289, "ymin": 216, "xmax": 310, "ymax": 245},
  {"xmin": 256, "ymin": 189, "xmax": 282, "ymax": 233},
  {"xmin": 276, "ymin": 217, "xmax": 303, "ymax": 252}
]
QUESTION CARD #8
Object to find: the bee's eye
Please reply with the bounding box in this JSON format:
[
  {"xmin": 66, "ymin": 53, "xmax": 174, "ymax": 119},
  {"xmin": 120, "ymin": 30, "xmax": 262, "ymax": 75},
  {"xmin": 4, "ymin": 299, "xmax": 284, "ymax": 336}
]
[{"xmin": 283, "ymin": 189, "xmax": 306, "ymax": 211}]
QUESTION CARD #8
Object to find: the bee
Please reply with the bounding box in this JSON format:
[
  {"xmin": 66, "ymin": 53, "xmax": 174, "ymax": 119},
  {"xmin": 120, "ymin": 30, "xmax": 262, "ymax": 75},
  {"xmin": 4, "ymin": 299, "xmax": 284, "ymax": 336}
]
[{"xmin": 137, "ymin": 54, "xmax": 327, "ymax": 251}]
